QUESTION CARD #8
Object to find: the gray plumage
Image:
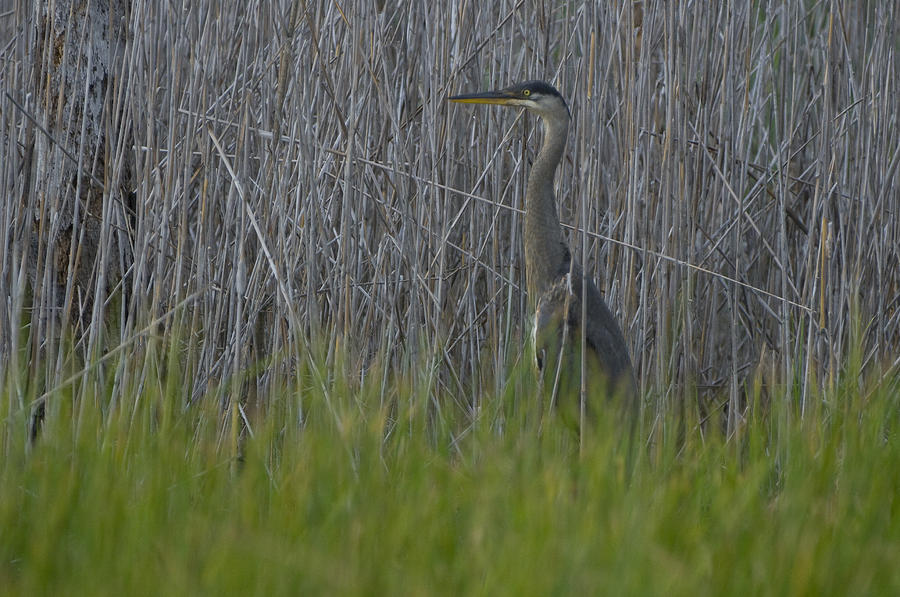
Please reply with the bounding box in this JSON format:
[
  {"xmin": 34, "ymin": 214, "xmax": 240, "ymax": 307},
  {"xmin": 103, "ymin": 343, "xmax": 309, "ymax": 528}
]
[{"xmin": 450, "ymin": 80, "xmax": 637, "ymax": 421}]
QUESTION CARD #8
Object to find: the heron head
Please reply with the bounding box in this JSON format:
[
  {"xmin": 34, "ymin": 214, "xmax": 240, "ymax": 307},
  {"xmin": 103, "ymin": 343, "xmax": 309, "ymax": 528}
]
[{"xmin": 449, "ymin": 80, "xmax": 570, "ymax": 120}]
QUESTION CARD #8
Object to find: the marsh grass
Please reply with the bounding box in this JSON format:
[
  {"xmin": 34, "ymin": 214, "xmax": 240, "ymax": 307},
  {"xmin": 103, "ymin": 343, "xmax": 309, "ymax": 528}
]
[{"xmin": 2, "ymin": 339, "xmax": 899, "ymax": 595}]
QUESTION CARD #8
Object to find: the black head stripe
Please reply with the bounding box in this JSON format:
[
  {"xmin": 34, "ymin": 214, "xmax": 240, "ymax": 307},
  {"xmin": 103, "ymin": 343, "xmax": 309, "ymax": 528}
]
[{"xmin": 521, "ymin": 80, "xmax": 562, "ymax": 98}]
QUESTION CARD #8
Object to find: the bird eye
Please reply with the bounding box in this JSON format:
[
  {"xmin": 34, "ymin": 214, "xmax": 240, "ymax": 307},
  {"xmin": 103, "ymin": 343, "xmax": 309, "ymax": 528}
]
[{"xmin": 522, "ymin": 89, "xmax": 531, "ymax": 96}]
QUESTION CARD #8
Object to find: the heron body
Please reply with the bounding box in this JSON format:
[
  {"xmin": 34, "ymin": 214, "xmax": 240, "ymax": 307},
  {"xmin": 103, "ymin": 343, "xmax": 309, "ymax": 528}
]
[{"xmin": 449, "ymin": 80, "xmax": 637, "ymax": 422}]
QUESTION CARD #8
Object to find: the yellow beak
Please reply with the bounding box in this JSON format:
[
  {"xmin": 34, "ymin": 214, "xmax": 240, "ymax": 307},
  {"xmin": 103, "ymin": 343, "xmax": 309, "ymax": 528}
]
[{"xmin": 448, "ymin": 90, "xmax": 517, "ymax": 105}]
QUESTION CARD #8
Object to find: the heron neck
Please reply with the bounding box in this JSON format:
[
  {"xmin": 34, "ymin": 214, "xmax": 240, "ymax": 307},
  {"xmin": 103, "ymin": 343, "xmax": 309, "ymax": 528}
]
[{"xmin": 524, "ymin": 113, "xmax": 569, "ymax": 306}]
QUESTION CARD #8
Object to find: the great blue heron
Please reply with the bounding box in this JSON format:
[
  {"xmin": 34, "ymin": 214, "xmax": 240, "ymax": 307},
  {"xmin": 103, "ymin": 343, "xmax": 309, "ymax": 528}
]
[{"xmin": 449, "ymin": 80, "xmax": 637, "ymax": 425}]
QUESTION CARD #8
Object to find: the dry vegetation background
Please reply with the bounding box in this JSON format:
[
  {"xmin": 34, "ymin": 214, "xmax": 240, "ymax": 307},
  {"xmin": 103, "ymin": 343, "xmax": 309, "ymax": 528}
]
[{"xmin": 1, "ymin": 1, "xmax": 898, "ymax": 434}]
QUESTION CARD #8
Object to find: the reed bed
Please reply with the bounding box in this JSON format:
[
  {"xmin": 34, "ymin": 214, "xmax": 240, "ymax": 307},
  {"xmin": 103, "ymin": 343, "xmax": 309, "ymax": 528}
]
[
  {"xmin": 1, "ymin": 0, "xmax": 899, "ymax": 437},
  {"xmin": 2, "ymin": 2, "xmax": 900, "ymax": 593}
]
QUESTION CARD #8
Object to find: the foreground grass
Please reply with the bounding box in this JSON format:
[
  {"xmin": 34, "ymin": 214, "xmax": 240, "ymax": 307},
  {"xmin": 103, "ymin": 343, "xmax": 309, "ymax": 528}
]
[{"xmin": 2, "ymin": 360, "xmax": 899, "ymax": 596}]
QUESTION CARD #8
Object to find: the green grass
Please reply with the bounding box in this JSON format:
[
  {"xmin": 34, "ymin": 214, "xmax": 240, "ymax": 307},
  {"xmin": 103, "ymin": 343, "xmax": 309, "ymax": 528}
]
[{"xmin": 2, "ymin": 353, "xmax": 899, "ymax": 596}]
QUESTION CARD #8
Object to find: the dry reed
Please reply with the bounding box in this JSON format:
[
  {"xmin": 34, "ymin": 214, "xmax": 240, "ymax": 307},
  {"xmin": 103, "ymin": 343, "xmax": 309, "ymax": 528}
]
[{"xmin": 1, "ymin": 1, "xmax": 898, "ymax": 439}]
